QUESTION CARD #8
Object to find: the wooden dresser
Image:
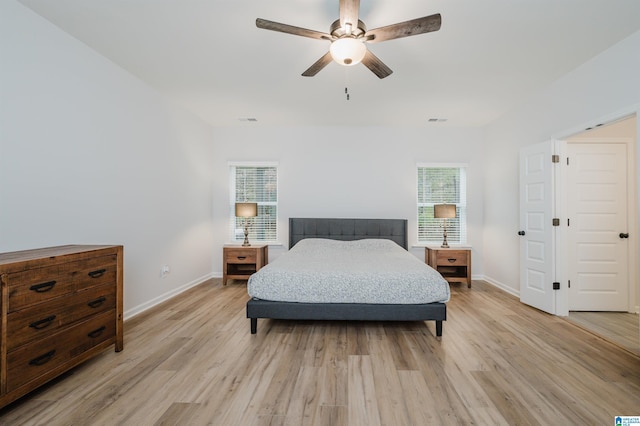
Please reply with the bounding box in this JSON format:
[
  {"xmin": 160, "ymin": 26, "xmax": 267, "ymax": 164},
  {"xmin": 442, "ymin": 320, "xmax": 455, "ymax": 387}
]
[{"xmin": 0, "ymin": 245, "xmax": 123, "ymax": 408}]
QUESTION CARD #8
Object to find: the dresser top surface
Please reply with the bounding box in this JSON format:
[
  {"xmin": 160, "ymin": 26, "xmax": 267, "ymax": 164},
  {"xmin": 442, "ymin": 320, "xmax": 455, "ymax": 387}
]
[{"xmin": 0, "ymin": 245, "xmax": 122, "ymax": 271}]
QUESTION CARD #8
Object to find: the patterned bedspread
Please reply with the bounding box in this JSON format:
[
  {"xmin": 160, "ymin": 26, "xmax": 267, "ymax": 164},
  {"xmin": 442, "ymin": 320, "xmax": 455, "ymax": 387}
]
[{"xmin": 247, "ymin": 238, "xmax": 450, "ymax": 304}]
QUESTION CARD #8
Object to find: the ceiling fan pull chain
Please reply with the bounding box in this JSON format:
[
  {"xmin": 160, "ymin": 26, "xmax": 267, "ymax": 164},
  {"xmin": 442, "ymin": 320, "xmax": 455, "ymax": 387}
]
[{"xmin": 344, "ymin": 68, "xmax": 350, "ymax": 100}]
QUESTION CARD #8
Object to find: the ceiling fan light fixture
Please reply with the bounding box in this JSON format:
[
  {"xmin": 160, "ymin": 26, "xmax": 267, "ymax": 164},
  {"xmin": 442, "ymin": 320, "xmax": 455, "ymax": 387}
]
[{"xmin": 330, "ymin": 37, "xmax": 366, "ymax": 66}]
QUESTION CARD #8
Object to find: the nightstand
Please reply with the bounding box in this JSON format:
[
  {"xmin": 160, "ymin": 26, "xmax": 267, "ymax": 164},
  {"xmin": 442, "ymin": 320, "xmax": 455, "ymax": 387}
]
[
  {"xmin": 223, "ymin": 244, "xmax": 268, "ymax": 285},
  {"xmin": 426, "ymin": 246, "xmax": 472, "ymax": 288}
]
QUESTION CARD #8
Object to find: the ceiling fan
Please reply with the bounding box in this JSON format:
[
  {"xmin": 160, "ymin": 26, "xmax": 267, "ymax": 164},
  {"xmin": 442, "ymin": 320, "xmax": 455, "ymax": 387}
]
[{"xmin": 256, "ymin": 0, "xmax": 441, "ymax": 79}]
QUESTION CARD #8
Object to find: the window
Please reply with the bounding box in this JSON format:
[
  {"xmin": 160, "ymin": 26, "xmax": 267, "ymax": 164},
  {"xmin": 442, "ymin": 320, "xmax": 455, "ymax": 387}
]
[
  {"xmin": 417, "ymin": 164, "xmax": 467, "ymax": 244},
  {"xmin": 229, "ymin": 162, "xmax": 278, "ymax": 243}
]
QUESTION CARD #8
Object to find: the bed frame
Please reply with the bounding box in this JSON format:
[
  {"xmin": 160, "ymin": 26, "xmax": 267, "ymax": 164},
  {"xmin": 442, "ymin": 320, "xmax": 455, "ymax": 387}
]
[{"xmin": 246, "ymin": 218, "xmax": 447, "ymax": 336}]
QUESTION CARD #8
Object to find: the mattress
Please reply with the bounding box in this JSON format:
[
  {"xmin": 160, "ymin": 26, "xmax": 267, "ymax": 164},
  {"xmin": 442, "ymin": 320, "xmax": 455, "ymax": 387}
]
[{"xmin": 247, "ymin": 238, "xmax": 450, "ymax": 304}]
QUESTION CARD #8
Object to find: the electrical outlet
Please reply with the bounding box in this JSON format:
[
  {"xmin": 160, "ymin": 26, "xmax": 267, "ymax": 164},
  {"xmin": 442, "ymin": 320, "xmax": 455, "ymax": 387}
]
[{"xmin": 161, "ymin": 265, "xmax": 170, "ymax": 278}]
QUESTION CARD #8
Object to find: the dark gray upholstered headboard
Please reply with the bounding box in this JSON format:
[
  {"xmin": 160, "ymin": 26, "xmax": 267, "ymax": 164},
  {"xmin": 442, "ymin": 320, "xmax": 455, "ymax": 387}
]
[{"xmin": 289, "ymin": 218, "xmax": 408, "ymax": 250}]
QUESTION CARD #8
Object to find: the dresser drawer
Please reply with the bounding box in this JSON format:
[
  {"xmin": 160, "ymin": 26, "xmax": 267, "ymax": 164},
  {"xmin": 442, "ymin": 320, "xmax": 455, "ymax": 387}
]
[
  {"xmin": 225, "ymin": 249, "xmax": 257, "ymax": 264},
  {"xmin": 6, "ymin": 255, "xmax": 117, "ymax": 312},
  {"xmin": 6, "ymin": 310, "xmax": 116, "ymax": 392},
  {"xmin": 6, "ymin": 282, "xmax": 116, "ymax": 351},
  {"xmin": 435, "ymin": 250, "xmax": 468, "ymax": 266}
]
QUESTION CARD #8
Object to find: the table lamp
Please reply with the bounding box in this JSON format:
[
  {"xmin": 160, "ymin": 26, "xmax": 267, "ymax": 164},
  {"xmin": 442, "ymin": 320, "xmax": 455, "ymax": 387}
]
[
  {"xmin": 235, "ymin": 202, "xmax": 258, "ymax": 246},
  {"xmin": 434, "ymin": 204, "xmax": 456, "ymax": 248}
]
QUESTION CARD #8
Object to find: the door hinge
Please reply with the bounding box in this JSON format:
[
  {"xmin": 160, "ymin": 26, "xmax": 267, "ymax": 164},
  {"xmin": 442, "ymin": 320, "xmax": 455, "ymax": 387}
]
[
  {"xmin": 567, "ymin": 218, "xmax": 570, "ymax": 226},
  {"xmin": 566, "ymin": 157, "xmax": 570, "ymax": 165},
  {"xmin": 553, "ymin": 282, "xmax": 560, "ymax": 290},
  {"xmin": 552, "ymin": 218, "xmax": 560, "ymax": 226},
  {"xmin": 568, "ymin": 280, "xmax": 571, "ymax": 289},
  {"xmin": 552, "ymin": 154, "xmax": 560, "ymax": 163}
]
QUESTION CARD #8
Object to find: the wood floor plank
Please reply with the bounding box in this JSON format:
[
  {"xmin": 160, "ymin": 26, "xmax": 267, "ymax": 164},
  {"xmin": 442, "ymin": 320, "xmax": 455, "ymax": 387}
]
[
  {"xmin": 397, "ymin": 370, "xmax": 442, "ymax": 426},
  {"xmin": 154, "ymin": 402, "xmax": 202, "ymax": 426},
  {"xmin": 283, "ymin": 366, "xmax": 322, "ymax": 426},
  {"xmin": 0, "ymin": 279, "xmax": 638, "ymax": 426},
  {"xmin": 347, "ymin": 355, "xmax": 381, "ymax": 426}
]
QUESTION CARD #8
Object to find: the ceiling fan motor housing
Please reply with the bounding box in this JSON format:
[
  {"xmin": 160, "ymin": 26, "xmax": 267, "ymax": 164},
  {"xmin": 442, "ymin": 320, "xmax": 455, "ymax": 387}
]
[{"xmin": 330, "ymin": 19, "xmax": 366, "ymax": 38}]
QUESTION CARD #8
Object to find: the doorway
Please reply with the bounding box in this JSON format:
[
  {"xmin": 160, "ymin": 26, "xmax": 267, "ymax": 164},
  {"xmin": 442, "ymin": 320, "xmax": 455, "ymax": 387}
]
[{"xmin": 564, "ymin": 116, "xmax": 639, "ymax": 354}]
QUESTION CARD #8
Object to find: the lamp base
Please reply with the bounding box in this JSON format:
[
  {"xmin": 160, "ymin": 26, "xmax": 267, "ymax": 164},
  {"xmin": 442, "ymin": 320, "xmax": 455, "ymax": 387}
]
[
  {"xmin": 242, "ymin": 228, "xmax": 251, "ymax": 247},
  {"xmin": 441, "ymin": 227, "xmax": 449, "ymax": 248}
]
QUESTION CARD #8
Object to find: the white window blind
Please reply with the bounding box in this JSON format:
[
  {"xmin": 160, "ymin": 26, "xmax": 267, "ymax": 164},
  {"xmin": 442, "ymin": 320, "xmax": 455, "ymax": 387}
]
[
  {"xmin": 229, "ymin": 163, "xmax": 278, "ymax": 243},
  {"xmin": 417, "ymin": 165, "xmax": 467, "ymax": 244}
]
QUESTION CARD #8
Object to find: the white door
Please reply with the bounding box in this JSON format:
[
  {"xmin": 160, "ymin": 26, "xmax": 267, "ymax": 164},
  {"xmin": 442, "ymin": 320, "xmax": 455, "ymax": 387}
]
[
  {"xmin": 519, "ymin": 141, "xmax": 559, "ymax": 314},
  {"xmin": 567, "ymin": 143, "xmax": 629, "ymax": 311}
]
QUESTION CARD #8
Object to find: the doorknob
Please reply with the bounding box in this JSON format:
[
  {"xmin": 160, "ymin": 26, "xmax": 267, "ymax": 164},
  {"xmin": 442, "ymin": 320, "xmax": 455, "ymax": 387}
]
[
  {"xmin": 619, "ymin": 232, "xmax": 629, "ymax": 239},
  {"xmin": 518, "ymin": 231, "xmax": 526, "ymax": 236}
]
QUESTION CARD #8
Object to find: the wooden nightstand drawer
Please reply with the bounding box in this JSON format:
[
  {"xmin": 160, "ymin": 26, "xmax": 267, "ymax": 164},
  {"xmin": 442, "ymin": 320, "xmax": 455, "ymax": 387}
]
[
  {"xmin": 225, "ymin": 249, "xmax": 257, "ymax": 264},
  {"xmin": 435, "ymin": 250, "xmax": 468, "ymax": 266}
]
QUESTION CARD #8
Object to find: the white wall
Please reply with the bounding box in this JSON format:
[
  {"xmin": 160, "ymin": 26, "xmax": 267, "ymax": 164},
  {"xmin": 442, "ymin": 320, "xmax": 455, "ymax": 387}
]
[
  {"xmin": 484, "ymin": 30, "xmax": 640, "ymax": 295},
  {"xmin": 0, "ymin": 1, "xmax": 215, "ymax": 318},
  {"xmin": 211, "ymin": 126, "xmax": 485, "ymax": 273}
]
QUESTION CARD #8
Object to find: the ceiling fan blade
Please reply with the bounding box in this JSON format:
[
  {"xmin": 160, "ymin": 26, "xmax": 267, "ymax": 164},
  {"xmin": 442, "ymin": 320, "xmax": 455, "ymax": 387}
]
[
  {"xmin": 256, "ymin": 18, "xmax": 333, "ymax": 41},
  {"xmin": 365, "ymin": 13, "xmax": 441, "ymax": 43},
  {"xmin": 339, "ymin": 0, "xmax": 360, "ymax": 30},
  {"xmin": 361, "ymin": 50, "xmax": 393, "ymax": 79},
  {"xmin": 301, "ymin": 52, "xmax": 333, "ymax": 77}
]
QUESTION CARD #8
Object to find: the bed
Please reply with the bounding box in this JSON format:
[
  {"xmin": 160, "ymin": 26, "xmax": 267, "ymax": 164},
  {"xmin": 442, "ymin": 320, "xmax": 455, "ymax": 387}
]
[{"xmin": 246, "ymin": 218, "xmax": 449, "ymax": 336}]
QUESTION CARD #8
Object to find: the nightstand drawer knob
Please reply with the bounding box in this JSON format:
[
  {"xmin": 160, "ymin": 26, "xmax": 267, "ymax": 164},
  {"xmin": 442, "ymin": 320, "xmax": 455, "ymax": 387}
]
[
  {"xmin": 237, "ymin": 256, "xmax": 247, "ymax": 260},
  {"xmin": 447, "ymin": 258, "xmax": 457, "ymax": 263}
]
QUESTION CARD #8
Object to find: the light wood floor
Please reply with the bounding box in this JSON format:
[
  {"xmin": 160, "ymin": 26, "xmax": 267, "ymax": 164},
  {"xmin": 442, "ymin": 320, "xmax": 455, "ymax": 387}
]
[
  {"xmin": 1, "ymin": 280, "xmax": 639, "ymax": 425},
  {"xmin": 567, "ymin": 311, "xmax": 640, "ymax": 355}
]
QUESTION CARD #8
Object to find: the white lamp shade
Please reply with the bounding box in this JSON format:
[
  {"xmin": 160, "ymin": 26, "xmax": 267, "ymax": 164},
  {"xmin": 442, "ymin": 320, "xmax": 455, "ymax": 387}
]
[
  {"xmin": 330, "ymin": 37, "xmax": 366, "ymax": 66},
  {"xmin": 434, "ymin": 204, "xmax": 456, "ymax": 219},
  {"xmin": 235, "ymin": 202, "xmax": 258, "ymax": 218}
]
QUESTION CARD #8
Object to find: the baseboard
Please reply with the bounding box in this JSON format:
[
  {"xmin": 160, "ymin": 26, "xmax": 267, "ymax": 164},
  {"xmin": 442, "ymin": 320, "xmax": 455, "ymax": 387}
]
[
  {"xmin": 480, "ymin": 275, "xmax": 520, "ymax": 298},
  {"xmin": 124, "ymin": 272, "xmax": 214, "ymax": 320}
]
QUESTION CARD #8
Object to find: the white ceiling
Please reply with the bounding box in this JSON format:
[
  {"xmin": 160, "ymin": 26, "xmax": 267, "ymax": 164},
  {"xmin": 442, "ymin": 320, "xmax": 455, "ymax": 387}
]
[{"xmin": 18, "ymin": 0, "xmax": 640, "ymax": 127}]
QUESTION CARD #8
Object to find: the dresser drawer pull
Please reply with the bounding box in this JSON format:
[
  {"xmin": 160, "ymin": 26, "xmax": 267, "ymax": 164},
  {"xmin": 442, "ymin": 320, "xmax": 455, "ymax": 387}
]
[
  {"xmin": 29, "ymin": 350, "xmax": 56, "ymax": 366},
  {"xmin": 87, "ymin": 326, "xmax": 106, "ymax": 338},
  {"xmin": 87, "ymin": 296, "xmax": 107, "ymax": 308},
  {"xmin": 29, "ymin": 315, "xmax": 57, "ymax": 330},
  {"xmin": 88, "ymin": 268, "xmax": 107, "ymax": 278},
  {"xmin": 447, "ymin": 258, "xmax": 457, "ymax": 263},
  {"xmin": 29, "ymin": 280, "xmax": 56, "ymax": 293},
  {"xmin": 236, "ymin": 256, "xmax": 247, "ymax": 260}
]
